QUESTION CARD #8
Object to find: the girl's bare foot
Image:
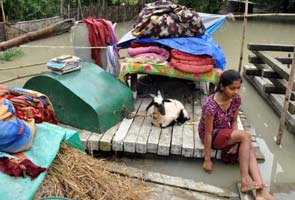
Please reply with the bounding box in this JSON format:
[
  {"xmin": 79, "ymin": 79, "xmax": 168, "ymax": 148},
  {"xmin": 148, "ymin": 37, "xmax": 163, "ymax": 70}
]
[{"xmin": 256, "ymin": 188, "xmax": 274, "ymax": 200}]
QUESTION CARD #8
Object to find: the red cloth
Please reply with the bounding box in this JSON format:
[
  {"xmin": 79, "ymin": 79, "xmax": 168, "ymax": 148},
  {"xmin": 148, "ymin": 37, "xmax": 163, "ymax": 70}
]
[
  {"xmin": 212, "ymin": 128, "xmax": 239, "ymax": 164},
  {"xmin": 0, "ymin": 156, "xmax": 46, "ymax": 180},
  {"xmin": 170, "ymin": 49, "xmax": 215, "ymax": 73},
  {"xmin": 83, "ymin": 17, "xmax": 117, "ymax": 67}
]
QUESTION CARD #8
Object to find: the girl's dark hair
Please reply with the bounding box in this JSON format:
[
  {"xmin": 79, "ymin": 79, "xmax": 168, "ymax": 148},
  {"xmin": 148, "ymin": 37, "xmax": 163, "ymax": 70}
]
[{"xmin": 215, "ymin": 69, "xmax": 242, "ymax": 92}]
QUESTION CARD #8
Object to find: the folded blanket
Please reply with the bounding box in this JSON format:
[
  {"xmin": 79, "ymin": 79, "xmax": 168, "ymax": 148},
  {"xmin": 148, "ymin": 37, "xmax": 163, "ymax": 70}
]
[
  {"xmin": 170, "ymin": 49, "xmax": 215, "ymax": 73},
  {"xmin": 128, "ymin": 46, "xmax": 170, "ymax": 61}
]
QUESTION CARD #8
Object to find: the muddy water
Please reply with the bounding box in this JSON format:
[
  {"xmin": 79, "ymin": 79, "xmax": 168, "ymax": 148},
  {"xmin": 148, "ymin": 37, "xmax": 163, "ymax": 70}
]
[{"xmin": 1, "ymin": 18, "xmax": 295, "ymax": 190}]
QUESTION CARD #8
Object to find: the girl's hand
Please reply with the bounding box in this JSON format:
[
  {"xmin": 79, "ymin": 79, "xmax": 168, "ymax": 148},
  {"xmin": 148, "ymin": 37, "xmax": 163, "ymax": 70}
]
[
  {"xmin": 203, "ymin": 160, "xmax": 213, "ymax": 174},
  {"xmin": 227, "ymin": 144, "xmax": 238, "ymax": 154}
]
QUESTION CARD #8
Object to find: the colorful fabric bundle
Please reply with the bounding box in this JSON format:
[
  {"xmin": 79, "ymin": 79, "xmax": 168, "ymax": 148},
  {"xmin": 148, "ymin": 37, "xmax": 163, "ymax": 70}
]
[
  {"xmin": 170, "ymin": 49, "xmax": 215, "ymax": 73},
  {"xmin": 132, "ymin": 1, "xmax": 205, "ymax": 39},
  {"xmin": 0, "ymin": 85, "xmax": 57, "ymax": 124},
  {"xmin": 0, "ymin": 99, "xmax": 35, "ymax": 153}
]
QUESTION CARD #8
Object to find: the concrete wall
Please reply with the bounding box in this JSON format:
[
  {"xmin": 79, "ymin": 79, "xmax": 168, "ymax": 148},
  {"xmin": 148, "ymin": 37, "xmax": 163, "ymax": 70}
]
[{"xmin": 5, "ymin": 16, "xmax": 63, "ymax": 40}]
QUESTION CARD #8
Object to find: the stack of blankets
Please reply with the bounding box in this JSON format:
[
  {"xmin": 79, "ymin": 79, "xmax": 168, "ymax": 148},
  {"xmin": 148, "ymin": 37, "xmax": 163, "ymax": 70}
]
[
  {"xmin": 47, "ymin": 55, "xmax": 81, "ymax": 75},
  {"xmin": 125, "ymin": 1, "xmax": 219, "ymax": 74}
]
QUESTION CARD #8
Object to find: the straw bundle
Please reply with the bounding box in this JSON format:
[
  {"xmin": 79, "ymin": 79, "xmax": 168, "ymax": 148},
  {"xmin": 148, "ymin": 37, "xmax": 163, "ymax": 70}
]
[{"xmin": 35, "ymin": 143, "xmax": 151, "ymax": 200}]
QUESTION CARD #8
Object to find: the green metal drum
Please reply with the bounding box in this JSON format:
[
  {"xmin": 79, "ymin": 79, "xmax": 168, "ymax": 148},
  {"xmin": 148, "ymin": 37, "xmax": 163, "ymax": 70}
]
[{"xmin": 24, "ymin": 62, "xmax": 134, "ymax": 133}]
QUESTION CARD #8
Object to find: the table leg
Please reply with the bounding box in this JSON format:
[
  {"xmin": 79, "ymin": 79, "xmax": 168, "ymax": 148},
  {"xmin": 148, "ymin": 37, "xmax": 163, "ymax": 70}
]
[{"xmin": 130, "ymin": 74, "xmax": 138, "ymax": 99}]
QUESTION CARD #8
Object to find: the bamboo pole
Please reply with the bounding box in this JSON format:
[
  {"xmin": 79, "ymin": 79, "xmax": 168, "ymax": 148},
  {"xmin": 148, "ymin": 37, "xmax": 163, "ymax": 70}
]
[
  {"xmin": 0, "ymin": 62, "xmax": 46, "ymax": 71},
  {"xmin": 276, "ymin": 45, "xmax": 295, "ymax": 145},
  {"xmin": 0, "ymin": 0, "xmax": 7, "ymax": 41},
  {"xmin": 237, "ymin": 0, "xmax": 248, "ymax": 73},
  {"xmin": 234, "ymin": 13, "xmax": 295, "ymax": 18},
  {"xmin": 0, "ymin": 71, "xmax": 47, "ymax": 84},
  {"xmin": 77, "ymin": 0, "xmax": 80, "ymax": 20},
  {"xmin": 60, "ymin": 0, "xmax": 63, "ymax": 18}
]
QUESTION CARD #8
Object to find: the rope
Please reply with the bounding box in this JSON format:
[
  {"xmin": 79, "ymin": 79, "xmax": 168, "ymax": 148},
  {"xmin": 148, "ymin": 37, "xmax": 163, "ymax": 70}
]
[
  {"xmin": 20, "ymin": 45, "xmax": 109, "ymax": 49},
  {"xmin": 0, "ymin": 71, "xmax": 47, "ymax": 84},
  {"xmin": 0, "ymin": 62, "xmax": 46, "ymax": 71},
  {"xmin": 125, "ymin": 112, "xmax": 146, "ymax": 119}
]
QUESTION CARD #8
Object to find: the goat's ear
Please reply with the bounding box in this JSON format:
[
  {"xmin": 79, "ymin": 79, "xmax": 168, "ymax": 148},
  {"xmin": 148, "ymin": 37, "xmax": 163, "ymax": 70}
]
[
  {"xmin": 149, "ymin": 93, "xmax": 156, "ymax": 98},
  {"xmin": 157, "ymin": 90, "xmax": 162, "ymax": 97}
]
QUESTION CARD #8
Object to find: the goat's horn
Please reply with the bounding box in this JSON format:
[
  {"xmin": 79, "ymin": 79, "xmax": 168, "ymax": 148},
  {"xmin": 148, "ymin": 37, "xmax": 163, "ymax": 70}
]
[{"xmin": 157, "ymin": 90, "xmax": 162, "ymax": 96}]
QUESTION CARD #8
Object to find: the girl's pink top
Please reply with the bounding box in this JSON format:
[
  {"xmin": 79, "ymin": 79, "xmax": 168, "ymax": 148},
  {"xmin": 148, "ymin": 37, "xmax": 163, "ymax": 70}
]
[{"xmin": 198, "ymin": 93, "xmax": 241, "ymax": 143}]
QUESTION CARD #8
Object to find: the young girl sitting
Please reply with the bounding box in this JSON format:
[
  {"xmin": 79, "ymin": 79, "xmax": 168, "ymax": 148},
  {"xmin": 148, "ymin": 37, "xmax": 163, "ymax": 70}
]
[{"xmin": 198, "ymin": 69, "xmax": 274, "ymax": 200}]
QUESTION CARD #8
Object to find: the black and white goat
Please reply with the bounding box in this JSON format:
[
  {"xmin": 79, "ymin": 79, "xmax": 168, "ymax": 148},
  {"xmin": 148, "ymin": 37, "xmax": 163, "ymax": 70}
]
[{"xmin": 146, "ymin": 91, "xmax": 190, "ymax": 128}]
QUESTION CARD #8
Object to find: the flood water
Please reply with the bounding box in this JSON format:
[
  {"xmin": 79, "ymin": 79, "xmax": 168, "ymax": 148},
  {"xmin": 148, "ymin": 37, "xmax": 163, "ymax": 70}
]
[{"xmin": 1, "ymin": 18, "xmax": 295, "ymax": 192}]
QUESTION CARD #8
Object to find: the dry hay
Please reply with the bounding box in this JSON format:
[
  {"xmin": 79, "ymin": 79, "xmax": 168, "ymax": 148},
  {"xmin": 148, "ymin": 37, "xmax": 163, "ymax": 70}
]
[{"xmin": 35, "ymin": 143, "xmax": 151, "ymax": 200}]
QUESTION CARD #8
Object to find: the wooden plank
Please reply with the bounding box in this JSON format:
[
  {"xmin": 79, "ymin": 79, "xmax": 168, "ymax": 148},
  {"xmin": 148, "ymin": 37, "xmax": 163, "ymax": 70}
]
[
  {"xmin": 244, "ymin": 74, "xmax": 295, "ymax": 134},
  {"xmin": 253, "ymin": 50, "xmax": 290, "ymax": 81},
  {"xmin": 124, "ymin": 99, "xmax": 148, "ymax": 153},
  {"xmin": 148, "ymin": 183, "xmax": 230, "ymax": 200},
  {"xmin": 79, "ymin": 130, "xmax": 92, "ymax": 150},
  {"xmin": 182, "ymin": 103, "xmax": 194, "ymax": 157},
  {"xmin": 112, "ymin": 98, "xmax": 142, "ymax": 151},
  {"xmin": 193, "ymin": 90, "xmax": 204, "ymax": 158},
  {"xmin": 243, "ymin": 64, "xmax": 262, "ymax": 76},
  {"xmin": 135, "ymin": 116, "xmax": 152, "ymax": 153},
  {"xmin": 170, "ymin": 125, "xmax": 183, "ymax": 155},
  {"xmin": 182, "ymin": 124, "xmax": 194, "ymax": 157},
  {"xmin": 99, "ymin": 122, "xmax": 120, "ymax": 151},
  {"xmin": 269, "ymin": 77, "xmax": 295, "ymax": 92},
  {"xmin": 261, "ymin": 68, "xmax": 281, "ymax": 79},
  {"xmin": 248, "ymin": 43, "xmax": 294, "ymax": 52},
  {"xmin": 249, "ymin": 55, "xmax": 292, "ymax": 65},
  {"xmin": 194, "ymin": 126, "xmax": 204, "ymax": 158},
  {"xmin": 147, "ymin": 126, "xmax": 162, "ymax": 153},
  {"xmin": 288, "ymin": 100, "xmax": 295, "ymax": 114},
  {"xmin": 158, "ymin": 126, "xmax": 172, "ymax": 156},
  {"xmin": 264, "ymin": 84, "xmax": 295, "ymax": 101},
  {"xmin": 87, "ymin": 132, "xmax": 103, "ymax": 152},
  {"xmin": 107, "ymin": 162, "xmax": 232, "ymax": 198}
]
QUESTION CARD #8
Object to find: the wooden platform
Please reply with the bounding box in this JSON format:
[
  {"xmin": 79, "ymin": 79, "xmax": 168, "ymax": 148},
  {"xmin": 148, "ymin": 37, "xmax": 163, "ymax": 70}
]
[
  {"xmin": 61, "ymin": 85, "xmax": 264, "ymax": 160},
  {"xmin": 244, "ymin": 43, "xmax": 295, "ymax": 134}
]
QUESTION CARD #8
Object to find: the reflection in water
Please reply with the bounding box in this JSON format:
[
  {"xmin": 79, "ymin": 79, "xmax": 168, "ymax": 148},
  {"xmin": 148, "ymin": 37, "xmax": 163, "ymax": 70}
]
[{"xmin": 1, "ymin": 18, "xmax": 295, "ymax": 189}]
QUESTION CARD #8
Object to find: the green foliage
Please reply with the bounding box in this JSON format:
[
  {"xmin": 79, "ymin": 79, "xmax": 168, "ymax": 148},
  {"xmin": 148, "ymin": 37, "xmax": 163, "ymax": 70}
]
[
  {"xmin": 3, "ymin": 0, "xmax": 60, "ymax": 22},
  {"xmin": 250, "ymin": 0, "xmax": 295, "ymax": 12},
  {"xmin": 0, "ymin": 48, "xmax": 23, "ymax": 61},
  {"xmin": 177, "ymin": 0, "xmax": 223, "ymax": 13}
]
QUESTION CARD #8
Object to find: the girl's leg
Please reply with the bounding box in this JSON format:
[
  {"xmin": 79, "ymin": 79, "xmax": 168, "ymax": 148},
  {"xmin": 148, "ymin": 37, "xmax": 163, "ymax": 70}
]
[
  {"xmin": 228, "ymin": 130, "xmax": 252, "ymax": 184},
  {"xmin": 249, "ymin": 148, "xmax": 263, "ymax": 185},
  {"xmin": 249, "ymin": 148, "xmax": 274, "ymax": 200}
]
